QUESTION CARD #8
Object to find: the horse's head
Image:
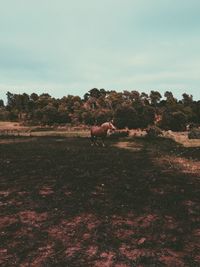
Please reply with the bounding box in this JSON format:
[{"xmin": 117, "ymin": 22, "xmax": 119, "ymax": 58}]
[
  {"xmin": 108, "ymin": 122, "xmax": 116, "ymax": 131},
  {"xmin": 101, "ymin": 121, "xmax": 116, "ymax": 132}
]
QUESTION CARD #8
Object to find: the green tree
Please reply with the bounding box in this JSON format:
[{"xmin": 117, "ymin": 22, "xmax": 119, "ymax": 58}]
[
  {"xmin": 164, "ymin": 91, "xmax": 177, "ymax": 104},
  {"xmin": 140, "ymin": 105, "xmax": 156, "ymax": 128},
  {"xmin": 114, "ymin": 105, "xmax": 138, "ymax": 129},
  {"xmin": 0, "ymin": 99, "xmax": 4, "ymax": 107},
  {"xmin": 160, "ymin": 110, "xmax": 187, "ymax": 131},
  {"xmin": 30, "ymin": 93, "xmax": 39, "ymax": 102},
  {"xmin": 182, "ymin": 93, "xmax": 193, "ymax": 106},
  {"xmin": 81, "ymin": 110, "xmax": 95, "ymax": 125},
  {"xmin": 94, "ymin": 109, "xmax": 113, "ymax": 125},
  {"xmin": 41, "ymin": 105, "xmax": 59, "ymax": 125},
  {"xmin": 150, "ymin": 91, "xmax": 162, "ymax": 106},
  {"xmin": 106, "ymin": 91, "xmax": 124, "ymax": 110}
]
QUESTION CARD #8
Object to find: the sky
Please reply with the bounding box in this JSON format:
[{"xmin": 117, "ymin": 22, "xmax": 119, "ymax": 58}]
[{"xmin": 0, "ymin": 0, "xmax": 200, "ymax": 103}]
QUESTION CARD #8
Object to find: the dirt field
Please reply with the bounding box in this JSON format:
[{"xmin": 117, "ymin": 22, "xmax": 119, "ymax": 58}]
[
  {"xmin": 0, "ymin": 122, "xmax": 90, "ymax": 138},
  {"xmin": 0, "ymin": 134, "xmax": 200, "ymax": 266}
]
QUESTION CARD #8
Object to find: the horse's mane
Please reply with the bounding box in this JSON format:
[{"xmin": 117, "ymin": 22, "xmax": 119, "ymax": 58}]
[{"xmin": 101, "ymin": 122, "xmax": 110, "ymax": 127}]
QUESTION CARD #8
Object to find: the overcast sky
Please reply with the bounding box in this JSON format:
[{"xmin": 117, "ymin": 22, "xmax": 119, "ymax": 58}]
[{"xmin": 0, "ymin": 0, "xmax": 200, "ymax": 102}]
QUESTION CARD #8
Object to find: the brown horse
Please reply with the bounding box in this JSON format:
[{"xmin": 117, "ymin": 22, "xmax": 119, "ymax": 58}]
[{"xmin": 91, "ymin": 122, "xmax": 116, "ymax": 146}]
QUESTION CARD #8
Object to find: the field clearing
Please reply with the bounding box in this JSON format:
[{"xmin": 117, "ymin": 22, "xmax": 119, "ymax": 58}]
[
  {"xmin": 0, "ymin": 122, "xmax": 22, "ymax": 129},
  {"xmin": 1, "ymin": 121, "xmax": 200, "ymax": 147},
  {"xmin": 163, "ymin": 131, "xmax": 200, "ymax": 148},
  {"xmin": 0, "ymin": 134, "xmax": 200, "ymax": 266},
  {"xmin": 0, "ymin": 122, "xmax": 90, "ymax": 138}
]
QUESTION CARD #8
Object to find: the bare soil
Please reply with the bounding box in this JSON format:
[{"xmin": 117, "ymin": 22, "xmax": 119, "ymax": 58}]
[{"xmin": 0, "ymin": 135, "xmax": 200, "ymax": 266}]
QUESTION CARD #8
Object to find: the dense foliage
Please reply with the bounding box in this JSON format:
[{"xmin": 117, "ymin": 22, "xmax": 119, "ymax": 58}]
[{"xmin": 0, "ymin": 89, "xmax": 199, "ymax": 130}]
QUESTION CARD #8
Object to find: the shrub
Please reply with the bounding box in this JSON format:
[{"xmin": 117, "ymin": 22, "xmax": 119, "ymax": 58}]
[
  {"xmin": 146, "ymin": 126, "xmax": 163, "ymax": 138},
  {"xmin": 114, "ymin": 105, "xmax": 138, "ymax": 129},
  {"xmin": 159, "ymin": 111, "xmax": 187, "ymax": 131},
  {"xmin": 109, "ymin": 129, "xmax": 129, "ymax": 138},
  {"xmin": 188, "ymin": 128, "xmax": 200, "ymax": 139}
]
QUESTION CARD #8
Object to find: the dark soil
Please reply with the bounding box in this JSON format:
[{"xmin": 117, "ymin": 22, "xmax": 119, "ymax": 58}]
[{"xmin": 0, "ymin": 136, "xmax": 199, "ymax": 267}]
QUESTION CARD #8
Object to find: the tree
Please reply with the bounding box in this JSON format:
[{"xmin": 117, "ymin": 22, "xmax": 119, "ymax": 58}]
[
  {"xmin": 131, "ymin": 90, "xmax": 140, "ymax": 101},
  {"xmin": 57, "ymin": 104, "xmax": 71, "ymax": 123},
  {"xmin": 160, "ymin": 110, "xmax": 187, "ymax": 131},
  {"xmin": 0, "ymin": 99, "xmax": 4, "ymax": 107},
  {"xmin": 88, "ymin": 88, "xmax": 101, "ymax": 98},
  {"xmin": 37, "ymin": 93, "xmax": 52, "ymax": 109},
  {"xmin": 182, "ymin": 93, "xmax": 193, "ymax": 106},
  {"xmin": 6, "ymin": 92, "xmax": 14, "ymax": 110},
  {"xmin": 1, "ymin": 90, "xmax": 199, "ymax": 128},
  {"xmin": 106, "ymin": 91, "xmax": 124, "ymax": 110},
  {"xmin": 164, "ymin": 91, "xmax": 177, "ymax": 104},
  {"xmin": 141, "ymin": 92, "xmax": 149, "ymax": 105},
  {"xmin": 81, "ymin": 110, "xmax": 95, "ymax": 125},
  {"xmin": 150, "ymin": 91, "xmax": 162, "ymax": 106},
  {"xmin": 30, "ymin": 93, "xmax": 39, "ymax": 102},
  {"xmin": 114, "ymin": 105, "xmax": 138, "ymax": 129},
  {"xmin": 94, "ymin": 109, "xmax": 113, "ymax": 125},
  {"xmin": 140, "ymin": 105, "xmax": 156, "ymax": 128},
  {"xmin": 41, "ymin": 105, "xmax": 59, "ymax": 125},
  {"xmin": 192, "ymin": 101, "xmax": 200, "ymax": 124}
]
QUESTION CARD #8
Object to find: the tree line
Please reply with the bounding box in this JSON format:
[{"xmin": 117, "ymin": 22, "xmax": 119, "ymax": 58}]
[{"xmin": 0, "ymin": 89, "xmax": 199, "ymax": 131}]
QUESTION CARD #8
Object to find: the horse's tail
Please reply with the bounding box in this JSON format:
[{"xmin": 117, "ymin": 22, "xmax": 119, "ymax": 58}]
[
  {"xmin": 90, "ymin": 132, "xmax": 94, "ymax": 141},
  {"xmin": 91, "ymin": 128, "xmax": 97, "ymax": 146},
  {"xmin": 90, "ymin": 127, "xmax": 95, "ymax": 142}
]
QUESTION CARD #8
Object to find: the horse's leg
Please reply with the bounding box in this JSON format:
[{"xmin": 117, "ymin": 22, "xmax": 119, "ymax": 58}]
[
  {"xmin": 91, "ymin": 135, "xmax": 99, "ymax": 146},
  {"xmin": 95, "ymin": 136, "xmax": 99, "ymax": 146},
  {"xmin": 101, "ymin": 136, "xmax": 106, "ymax": 147},
  {"xmin": 91, "ymin": 134, "xmax": 95, "ymax": 146}
]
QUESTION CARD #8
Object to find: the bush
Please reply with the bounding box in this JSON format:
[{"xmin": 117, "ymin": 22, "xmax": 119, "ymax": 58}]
[
  {"xmin": 0, "ymin": 109, "xmax": 10, "ymax": 121},
  {"xmin": 188, "ymin": 128, "xmax": 200, "ymax": 139},
  {"xmin": 160, "ymin": 111, "xmax": 187, "ymax": 131},
  {"xmin": 109, "ymin": 129, "xmax": 129, "ymax": 138},
  {"xmin": 146, "ymin": 126, "xmax": 163, "ymax": 138},
  {"xmin": 114, "ymin": 105, "xmax": 138, "ymax": 129}
]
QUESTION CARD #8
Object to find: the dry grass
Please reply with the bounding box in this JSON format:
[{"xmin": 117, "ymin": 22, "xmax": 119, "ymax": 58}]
[
  {"xmin": 0, "ymin": 122, "xmax": 90, "ymax": 138},
  {"xmin": 0, "ymin": 122, "xmax": 26, "ymax": 130},
  {"xmin": 163, "ymin": 131, "xmax": 200, "ymax": 147}
]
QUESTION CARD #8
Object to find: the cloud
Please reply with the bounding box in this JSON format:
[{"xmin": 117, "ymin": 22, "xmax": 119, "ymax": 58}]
[{"xmin": 0, "ymin": 0, "xmax": 200, "ymax": 102}]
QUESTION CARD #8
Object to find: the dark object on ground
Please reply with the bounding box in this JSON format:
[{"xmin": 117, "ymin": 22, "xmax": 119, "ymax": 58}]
[
  {"xmin": 188, "ymin": 128, "xmax": 200, "ymax": 139},
  {"xmin": 146, "ymin": 125, "xmax": 163, "ymax": 138},
  {"xmin": 110, "ymin": 129, "xmax": 129, "ymax": 138}
]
